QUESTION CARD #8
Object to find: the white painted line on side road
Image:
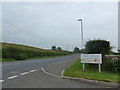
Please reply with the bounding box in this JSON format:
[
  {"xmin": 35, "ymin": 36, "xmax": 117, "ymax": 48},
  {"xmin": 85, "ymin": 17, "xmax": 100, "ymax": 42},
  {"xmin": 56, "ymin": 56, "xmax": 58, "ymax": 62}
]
[
  {"xmin": 8, "ymin": 75, "xmax": 18, "ymax": 79},
  {"xmin": 0, "ymin": 80, "xmax": 4, "ymax": 83},
  {"xmin": 30, "ymin": 70, "xmax": 37, "ymax": 72},
  {"xmin": 41, "ymin": 68, "xmax": 58, "ymax": 77},
  {"xmin": 20, "ymin": 72, "xmax": 29, "ymax": 75}
]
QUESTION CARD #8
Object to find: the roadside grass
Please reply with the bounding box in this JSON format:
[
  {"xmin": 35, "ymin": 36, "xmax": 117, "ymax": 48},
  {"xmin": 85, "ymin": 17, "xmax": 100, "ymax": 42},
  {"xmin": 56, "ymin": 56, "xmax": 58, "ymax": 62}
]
[
  {"xmin": 0, "ymin": 58, "xmax": 16, "ymax": 62},
  {"xmin": 63, "ymin": 59, "xmax": 119, "ymax": 83}
]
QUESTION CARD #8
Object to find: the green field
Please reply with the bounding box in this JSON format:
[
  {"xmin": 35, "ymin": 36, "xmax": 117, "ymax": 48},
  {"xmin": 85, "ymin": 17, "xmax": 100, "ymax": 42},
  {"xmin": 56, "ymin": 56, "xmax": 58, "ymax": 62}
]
[
  {"xmin": 63, "ymin": 59, "xmax": 119, "ymax": 83},
  {"xmin": 0, "ymin": 42, "xmax": 73, "ymax": 61}
]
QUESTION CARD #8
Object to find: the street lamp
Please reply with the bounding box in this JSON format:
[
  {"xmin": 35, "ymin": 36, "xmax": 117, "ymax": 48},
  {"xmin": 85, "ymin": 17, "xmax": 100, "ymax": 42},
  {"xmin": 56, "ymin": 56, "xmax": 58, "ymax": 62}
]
[
  {"xmin": 78, "ymin": 18, "xmax": 83, "ymax": 53},
  {"xmin": 78, "ymin": 18, "xmax": 85, "ymax": 71}
]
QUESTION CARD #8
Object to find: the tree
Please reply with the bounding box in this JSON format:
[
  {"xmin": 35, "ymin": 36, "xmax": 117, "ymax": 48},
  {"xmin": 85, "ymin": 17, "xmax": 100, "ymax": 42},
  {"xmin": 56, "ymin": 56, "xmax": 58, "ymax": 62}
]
[
  {"xmin": 118, "ymin": 49, "xmax": 120, "ymax": 53},
  {"xmin": 57, "ymin": 47, "xmax": 62, "ymax": 52},
  {"xmin": 80, "ymin": 49, "xmax": 84, "ymax": 53},
  {"xmin": 51, "ymin": 46, "xmax": 56, "ymax": 51},
  {"xmin": 84, "ymin": 39, "xmax": 111, "ymax": 55},
  {"xmin": 74, "ymin": 47, "xmax": 80, "ymax": 53}
]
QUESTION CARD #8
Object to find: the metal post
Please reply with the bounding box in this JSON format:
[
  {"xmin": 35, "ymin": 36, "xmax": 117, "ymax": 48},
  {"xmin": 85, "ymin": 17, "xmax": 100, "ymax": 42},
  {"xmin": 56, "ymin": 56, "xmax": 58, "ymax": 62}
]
[
  {"xmin": 67, "ymin": 45, "xmax": 68, "ymax": 51},
  {"xmin": 81, "ymin": 20, "xmax": 85, "ymax": 71},
  {"xmin": 81, "ymin": 20, "xmax": 83, "ymax": 53},
  {"xmin": 72, "ymin": 45, "xmax": 74, "ymax": 50},
  {"xmin": 78, "ymin": 19, "xmax": 84, "ymax": 71},
  {"xmin": 78, "ymin": 19, "xmax": 84, "ymax": 53},
  {"xmin": 83, "ymin": 63, "xmax": 85, "ymax": 71},
  {"xmin": 55, "ymin": 42, "xmax": 56, "ymax": 47},
  {"xmin": 99, "ymin": 64, "xmax": 101, "ymax": 73}
]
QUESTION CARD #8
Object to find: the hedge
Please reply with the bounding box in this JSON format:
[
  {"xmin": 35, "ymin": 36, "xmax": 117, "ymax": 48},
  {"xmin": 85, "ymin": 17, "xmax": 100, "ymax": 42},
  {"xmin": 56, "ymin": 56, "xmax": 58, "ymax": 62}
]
[
  {"xmin": 2, "ymin": 47, "xmax": 72, "ymax": 60},
  {"xmin": 85, "ymin": 40, "xmax": 111, "ymax": 55}
]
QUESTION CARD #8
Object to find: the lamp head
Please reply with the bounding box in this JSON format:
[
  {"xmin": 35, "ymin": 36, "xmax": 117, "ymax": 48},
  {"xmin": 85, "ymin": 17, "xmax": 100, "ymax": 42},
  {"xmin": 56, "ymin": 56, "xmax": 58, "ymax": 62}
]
[{"xmin": 78, "ymin": 19, "xmax": 82, "ymax": 21}]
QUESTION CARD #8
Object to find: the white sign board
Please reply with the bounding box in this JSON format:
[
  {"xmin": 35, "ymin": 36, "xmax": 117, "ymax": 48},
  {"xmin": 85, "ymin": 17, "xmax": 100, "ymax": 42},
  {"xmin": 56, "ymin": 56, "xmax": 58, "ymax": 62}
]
[{"xmin": 81, "ymin": 54, "xmax": 102, "ymax": 64}]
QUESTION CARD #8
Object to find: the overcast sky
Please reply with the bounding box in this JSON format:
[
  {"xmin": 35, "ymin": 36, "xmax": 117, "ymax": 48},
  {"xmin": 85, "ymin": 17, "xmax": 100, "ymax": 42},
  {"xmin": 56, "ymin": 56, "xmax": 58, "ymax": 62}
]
[{"xmin": 2, "ymin": 2, "xmax": 118, "ymax": 51}]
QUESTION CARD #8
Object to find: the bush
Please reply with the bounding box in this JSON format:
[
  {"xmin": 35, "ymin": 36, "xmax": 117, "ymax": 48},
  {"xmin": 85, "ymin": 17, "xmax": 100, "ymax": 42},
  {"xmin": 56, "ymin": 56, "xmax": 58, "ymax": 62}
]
[
  {"xmin": 102, "ymin": 57, "xmax": 120, "ymax": 73},
  {"xmin": 87, "ymin": 56, "xmax": 120, "ymax": 73},
  {"xmin": 0, "ymin": 49, "xmax": 2, "ymax": 58},
  {"xmin": 51, "ymin": 46, "xmax": 56, "ymax": 51},
  {"xmin": 109, "ymin": 59, "xmax": 120, "ymax": 73},
  {"xmin": 85, "ymin": 39, "xmax": 111, "ymax": 55},
  {"xmin": 57, "ymin": 47, "xmax": 62, "ymax": 52},
  {"xmin": 102, "ymin": 56, "xmax": 111, "ymax": 72},
  {"xmin": 13, "ymin": 52, "xmax": 28, "ymax": 60},
  {"xmin": 74, "ymin": 47, "xmax": 80, "ymax": 53}
]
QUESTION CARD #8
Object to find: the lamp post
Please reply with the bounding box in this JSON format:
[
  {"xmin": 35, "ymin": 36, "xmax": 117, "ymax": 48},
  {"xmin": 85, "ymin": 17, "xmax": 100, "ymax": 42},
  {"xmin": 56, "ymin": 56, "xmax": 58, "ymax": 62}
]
[
  {"xmin": 78, "ymin": 18, "xmax": 84, "ymax": 71},
  {"xmin": 78, "ymin": 18, "xmax": 83, "ymax": 52}
]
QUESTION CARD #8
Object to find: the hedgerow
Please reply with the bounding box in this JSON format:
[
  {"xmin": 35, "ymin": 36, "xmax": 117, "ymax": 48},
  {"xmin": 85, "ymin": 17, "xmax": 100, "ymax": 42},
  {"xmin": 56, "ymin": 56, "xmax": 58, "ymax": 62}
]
[{"xmin": 2, "ymin": 43, "xmax": 72, "ymax": 60}]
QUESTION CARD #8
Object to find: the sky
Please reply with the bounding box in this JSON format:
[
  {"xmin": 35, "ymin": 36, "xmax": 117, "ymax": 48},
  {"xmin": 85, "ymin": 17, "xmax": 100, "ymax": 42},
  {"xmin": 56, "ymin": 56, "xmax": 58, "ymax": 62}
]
[{"xmin": 2, "ymin": 2, "xmax": 118, "ymax": 51}]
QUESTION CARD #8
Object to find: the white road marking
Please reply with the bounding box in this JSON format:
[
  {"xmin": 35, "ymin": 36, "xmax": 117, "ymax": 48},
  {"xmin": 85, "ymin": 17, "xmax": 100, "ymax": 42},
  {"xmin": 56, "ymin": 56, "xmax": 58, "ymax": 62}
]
[
  {"xmin": 8, "ymin": 75, "xmax": 18, "ymax": 79},
  {"xmin": 0, "ymin": 80, "xmax": 4, "ymax": 83},
  {"xmin": 20, "ymin": 72, "xmax": 29, "ymax": 75},
  {"xmin": 41, "ymin": 68, "xmax": 58, "ymax": 77},
  {"xmin": 30, "ymin": 70, "xmax": 37, "ymax": 72},
  {"xmin": 6, "ymin": 70, "xmax": 37, "ymax": 80}
]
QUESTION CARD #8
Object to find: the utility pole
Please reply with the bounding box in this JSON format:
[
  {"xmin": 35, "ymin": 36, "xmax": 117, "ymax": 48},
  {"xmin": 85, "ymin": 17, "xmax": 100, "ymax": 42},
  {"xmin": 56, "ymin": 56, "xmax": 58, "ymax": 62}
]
[
  {"xmin": 23, "ymin": 41, "xmax": 25, "ymax": 45},
  {"xmin": 72, "ymin": 45, "xmax": 74, "ymax": 50},
  {"xmin": 55, "ymin": 42, "xmax": 56, "ymax": 47},
  {"xmin": 67, "ymin": 44, "xmax": 68, "ymax": 51}
]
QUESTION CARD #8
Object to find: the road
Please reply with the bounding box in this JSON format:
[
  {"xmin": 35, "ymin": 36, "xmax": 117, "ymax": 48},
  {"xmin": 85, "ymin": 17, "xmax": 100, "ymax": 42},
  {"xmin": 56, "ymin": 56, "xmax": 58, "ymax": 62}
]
[
  {"xmin": 1, "ymin": 54, "xmax": 111, "ymax": 88},
  {"xmin": 2, "ymin": 54, "xmax": 79, "ymax": 80}
]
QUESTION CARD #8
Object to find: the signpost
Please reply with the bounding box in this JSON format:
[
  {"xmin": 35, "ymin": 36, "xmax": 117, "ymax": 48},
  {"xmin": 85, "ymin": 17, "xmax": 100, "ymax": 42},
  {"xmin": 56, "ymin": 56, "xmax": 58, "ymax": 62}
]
[{"xmin": 81, "ymin": 54, "xmax": 102, "ymax": 73}]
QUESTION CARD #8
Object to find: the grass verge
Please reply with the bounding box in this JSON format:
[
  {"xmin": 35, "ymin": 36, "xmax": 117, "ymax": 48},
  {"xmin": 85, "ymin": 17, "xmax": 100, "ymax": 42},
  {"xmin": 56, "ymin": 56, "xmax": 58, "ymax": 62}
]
[{"xmin": 63, "ymin": 59, "xmax": 119, "ymax": 83}]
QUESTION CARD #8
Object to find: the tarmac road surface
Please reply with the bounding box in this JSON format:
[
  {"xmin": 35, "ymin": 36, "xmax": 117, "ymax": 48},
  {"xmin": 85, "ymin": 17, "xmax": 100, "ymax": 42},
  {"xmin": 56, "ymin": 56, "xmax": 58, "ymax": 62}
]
[
  {"xmin": 2, "ymin": 54, "xmax": 79, "ymax": 80},
  {"xmin": 1, "ymin": 54, "xmax": 111, "ymax": 88}
]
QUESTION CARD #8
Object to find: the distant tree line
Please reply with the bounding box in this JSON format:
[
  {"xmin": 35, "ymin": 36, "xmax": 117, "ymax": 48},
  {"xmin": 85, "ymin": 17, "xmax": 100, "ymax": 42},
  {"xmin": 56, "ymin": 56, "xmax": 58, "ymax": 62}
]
[
  {"xmin": 51, "ymin": 45, "xmax": 83, "ymax": 53},
  {"xmin": 52, "ymin": 39, "xmax": 114, "ymax": 55},
  {"xmin": 51, "ymin": 46, "xmax": 62, "ymax": 52}
]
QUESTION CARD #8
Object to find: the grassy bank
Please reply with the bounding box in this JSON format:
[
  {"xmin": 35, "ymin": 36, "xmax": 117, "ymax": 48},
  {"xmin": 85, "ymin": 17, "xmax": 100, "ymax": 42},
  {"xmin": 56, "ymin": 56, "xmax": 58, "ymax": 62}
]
[
  {"xmin": 0, "ymin": 42, "xmax": 73, "ymax": 61},
  {"xmin": 63, "ymin": 59, "xmax": 119, "ymax": 83}
]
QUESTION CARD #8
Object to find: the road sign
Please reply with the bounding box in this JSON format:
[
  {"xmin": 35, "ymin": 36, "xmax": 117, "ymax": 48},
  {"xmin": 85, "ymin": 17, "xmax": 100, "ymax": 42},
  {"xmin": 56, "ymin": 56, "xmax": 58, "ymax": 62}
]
[
  {"xmin": 81, "ymin": 54, "xmax": 102, "ymax": 73},
  {"xmin": 81, "ymin": 54, "xmax": 102, "ymax": 64}
]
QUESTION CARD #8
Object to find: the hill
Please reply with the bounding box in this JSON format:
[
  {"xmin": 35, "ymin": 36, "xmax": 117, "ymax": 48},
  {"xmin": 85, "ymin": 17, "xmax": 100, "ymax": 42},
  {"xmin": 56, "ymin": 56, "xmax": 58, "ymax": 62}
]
[{"xmin": 0, "ymin": 42, "xmax": 72, "ymax": 61}]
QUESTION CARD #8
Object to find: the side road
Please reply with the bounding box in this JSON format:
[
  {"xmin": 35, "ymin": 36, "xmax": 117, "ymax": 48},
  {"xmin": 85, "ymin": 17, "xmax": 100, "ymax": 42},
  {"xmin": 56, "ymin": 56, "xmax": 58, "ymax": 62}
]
[
  {"xmin": 3, "ymin": 56, "xmax": 107, "ymax": 88},
  {"xmin": 42, "ymin": 59, "xmax": 119, "ymax": 88}
]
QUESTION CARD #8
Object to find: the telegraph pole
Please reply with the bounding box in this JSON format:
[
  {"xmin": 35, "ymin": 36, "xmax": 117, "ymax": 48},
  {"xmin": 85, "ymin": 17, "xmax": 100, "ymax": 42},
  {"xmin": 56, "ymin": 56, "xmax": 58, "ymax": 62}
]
[
  {"xmin": 72, "ymin": 45, "xmax": 74, "ymax": 50},
  {"xmin": 67, "ymin": 44, "xmax": 68, "ymax": 51},
  {"xmin": 55, "ymin": 42, "xmax": 56, "ymax": 47}
]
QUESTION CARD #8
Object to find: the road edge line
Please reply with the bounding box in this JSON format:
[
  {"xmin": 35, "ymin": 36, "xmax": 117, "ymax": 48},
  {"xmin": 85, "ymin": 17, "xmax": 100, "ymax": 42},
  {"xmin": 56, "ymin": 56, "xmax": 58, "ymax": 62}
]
[{"xmin": 41, "ymin": 68, "xmax": 59, "ymax": 77}]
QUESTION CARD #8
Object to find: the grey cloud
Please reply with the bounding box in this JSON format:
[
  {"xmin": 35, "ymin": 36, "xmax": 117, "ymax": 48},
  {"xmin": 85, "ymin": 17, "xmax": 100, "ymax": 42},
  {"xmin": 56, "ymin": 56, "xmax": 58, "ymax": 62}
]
[{"xmin": 2, "ymin": 2, "xmax": 118, "ymax": 51}]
